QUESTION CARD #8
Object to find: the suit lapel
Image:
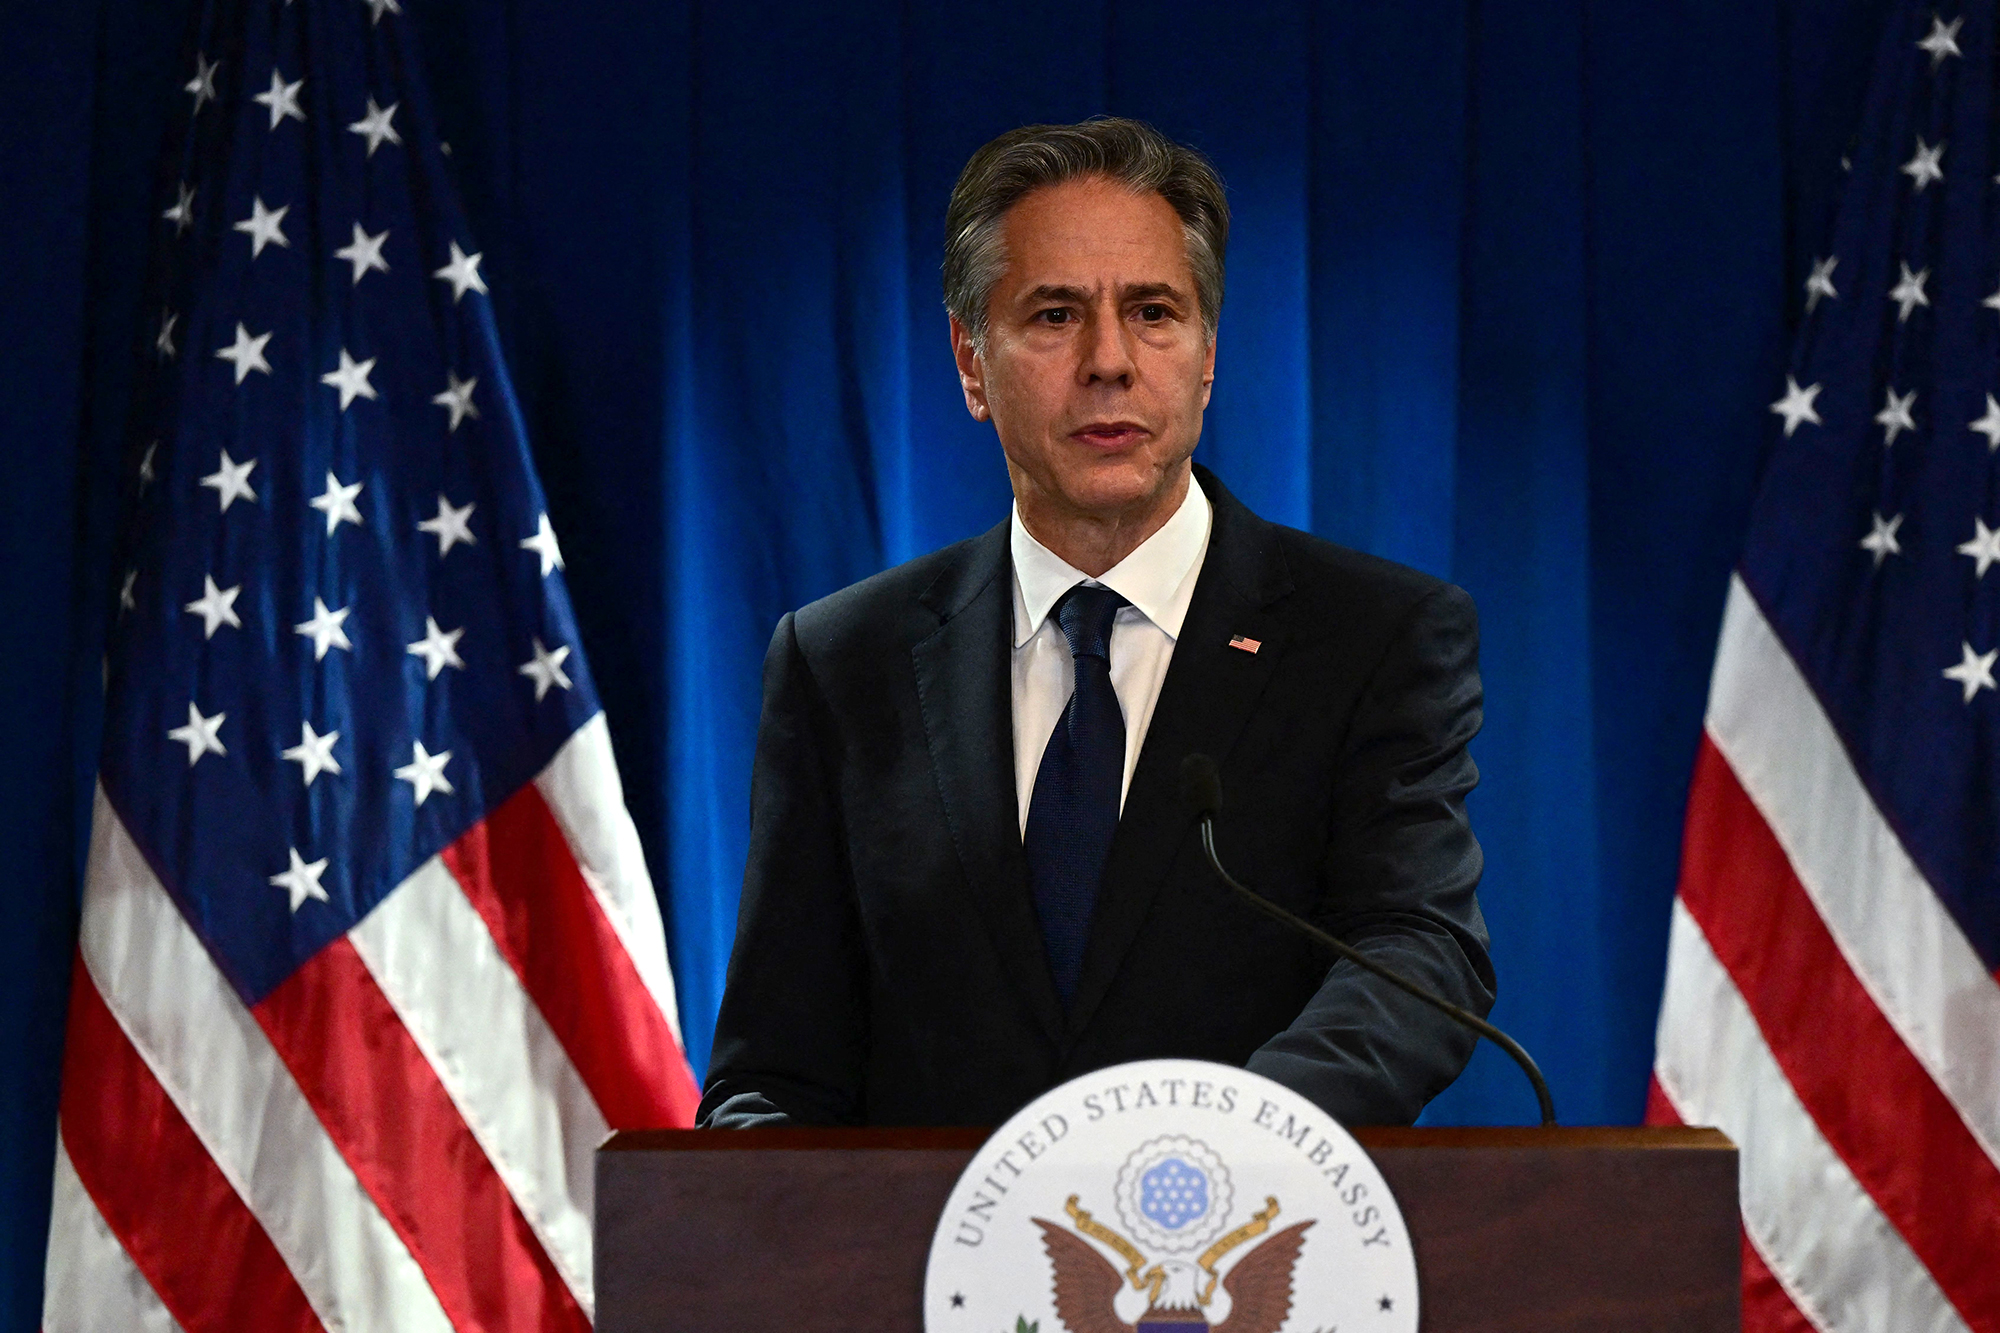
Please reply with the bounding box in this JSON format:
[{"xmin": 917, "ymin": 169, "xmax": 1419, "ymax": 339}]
[
  {"xmin": 912, "ymin": 523, "xmax": 1069, "ymax": 1046},
  {"xmin": 1066, "ymin": 469, "xmax": 1294, "ymax": 1037}
]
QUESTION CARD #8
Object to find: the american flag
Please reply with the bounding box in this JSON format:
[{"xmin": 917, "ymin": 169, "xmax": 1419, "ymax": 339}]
[
  {"xmin": 42, "ymin": 1, "xmax": 700, "ymax": 1326},
  {"xmin": 1649, "ymin": 4, "xmax": 2000, "ymax": 1329}
]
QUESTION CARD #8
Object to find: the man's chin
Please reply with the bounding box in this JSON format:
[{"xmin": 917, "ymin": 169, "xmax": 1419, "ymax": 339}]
[{"xmin": 1050, "ymin": 466, "xmax": 1187, "ymax": 524}]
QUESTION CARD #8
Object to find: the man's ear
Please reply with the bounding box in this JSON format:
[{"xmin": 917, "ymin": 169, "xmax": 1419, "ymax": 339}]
[
  {"xmin": 1199, "ymin": 326, "xmax": 1218, "ymax": 411},
  {"xmin": 949, "ymin": 315, "xmax": 991, "ymax": 422}
]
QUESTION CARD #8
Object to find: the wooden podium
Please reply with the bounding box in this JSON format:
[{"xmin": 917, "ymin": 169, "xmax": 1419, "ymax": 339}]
[{"xmin": 596, "ymin": 1125, "xmax": 1738, "ymax": 1332}]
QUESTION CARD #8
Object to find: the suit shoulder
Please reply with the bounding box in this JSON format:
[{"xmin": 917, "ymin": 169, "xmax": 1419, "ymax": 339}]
[
  {"xmin": 788, "ymin": 528, "xmax": 1000, "ymax": 653},
  {"xmin": 1271, "ymin": 525, "xmax": 1475, "ymax": 628}
]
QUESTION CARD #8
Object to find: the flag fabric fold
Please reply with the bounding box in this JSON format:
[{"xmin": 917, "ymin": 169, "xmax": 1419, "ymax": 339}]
[
  {"xmin": 1650, "ymin": 4, "xmax": 2000, "ymax": 1330},
  {"xmin": 44, "ymin": 1, "xmax": 700, "ymax": 1326}
]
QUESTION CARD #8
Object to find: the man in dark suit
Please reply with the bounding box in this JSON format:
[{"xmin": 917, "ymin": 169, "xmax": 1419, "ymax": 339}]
[{"xmin": 698, "ymin": 118, "xmax": 1493, "ymax": 1130}]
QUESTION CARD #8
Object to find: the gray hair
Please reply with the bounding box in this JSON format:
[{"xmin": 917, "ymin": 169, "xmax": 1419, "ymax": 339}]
[{"xmin": 942, "ymin": 117, "xmax": 1229, "ymax": 350}]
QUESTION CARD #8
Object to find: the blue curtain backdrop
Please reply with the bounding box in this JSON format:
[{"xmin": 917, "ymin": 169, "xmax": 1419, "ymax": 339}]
[{"xmin": 1, "ymin": 0, "xmax": 1894, "ymax": 1315}]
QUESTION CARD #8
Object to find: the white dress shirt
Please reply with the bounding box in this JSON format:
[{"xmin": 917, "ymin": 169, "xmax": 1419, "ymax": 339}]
[{"xmin": 1010, "ymin": 478, "xmax": 1213, "ymax": 834}]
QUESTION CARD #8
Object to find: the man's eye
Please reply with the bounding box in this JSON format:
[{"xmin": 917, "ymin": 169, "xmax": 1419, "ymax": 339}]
[
  {"xmin": 1136, "ymin": 304, "xmax": 1170, "ymax": 322},
  {"xmin": 1038, "ymin": 308, "xmax": 1074, "ymax": 325}
]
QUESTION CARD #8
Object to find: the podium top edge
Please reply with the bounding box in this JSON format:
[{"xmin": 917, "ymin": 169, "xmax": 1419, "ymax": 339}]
[
  {"xmin": 601, "ymin": 1127, "xmax": 994, "ymax": 1152},
  {"xmin": 599, "ymin": 1125, "xmax": 1732, "ymax": 1153},
  {"xmin": 1354, "ymin": 1125, "xmax": 1733, "ymax": 1151}
]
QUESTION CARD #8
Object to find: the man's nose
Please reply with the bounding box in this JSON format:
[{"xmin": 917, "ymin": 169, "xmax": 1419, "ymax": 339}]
[{"xmin": 1077, "ymin": 306, "xmax": 1136, "ymax": 386}]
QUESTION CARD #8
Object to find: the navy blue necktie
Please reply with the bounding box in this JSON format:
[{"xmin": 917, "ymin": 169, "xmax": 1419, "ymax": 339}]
[{"xmin": 1024, "ymin": 583, "xmax": 1129, "ymax": 1006}]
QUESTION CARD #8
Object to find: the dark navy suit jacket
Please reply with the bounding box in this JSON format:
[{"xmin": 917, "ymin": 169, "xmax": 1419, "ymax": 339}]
[{"xmin": 698, "ymin": 466, "xmax": 1495, "ymax": 1128}]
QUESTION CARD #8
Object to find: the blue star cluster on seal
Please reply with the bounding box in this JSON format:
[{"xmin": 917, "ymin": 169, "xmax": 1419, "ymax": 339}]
[{"xmin": 1140, "ymin": 1158, "xmax": 1210, "ymax": 1231}]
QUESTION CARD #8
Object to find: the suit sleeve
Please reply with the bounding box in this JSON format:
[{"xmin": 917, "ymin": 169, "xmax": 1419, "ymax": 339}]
[
  {"xmin": 1245, "ymin": 583, "xmax": 1496, "ymax": 1125},
  {"xmin": 696, "ymin": 612, "xmax": 870, "ymax": 1127}
]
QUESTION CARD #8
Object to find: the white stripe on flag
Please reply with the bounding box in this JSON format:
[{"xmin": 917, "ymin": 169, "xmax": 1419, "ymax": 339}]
[
  {"xmin": 42, "ymin": 1136, "xmax": 185, "ymax": 1333},
  {"xmin": 1706, "ymin": 575, "xmax": 2000, "ymax": 1168},
  {"xmin": 78, "ymin": 787, "xmax": 453, "ymax": 1333},
  {"xmin": 350, "ymin": 854, "xmax": 608, "ymax": 1315},
  {"xmin": 1655, "ymin": 897, "xmax": 1968, "ymax": 1333},
  {"xmin": 535, "ymin": 712, "xmax": 686, "ymax": 1042}
]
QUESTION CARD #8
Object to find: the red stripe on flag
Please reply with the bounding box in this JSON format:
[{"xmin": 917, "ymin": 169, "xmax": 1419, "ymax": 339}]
[
  {"xmin": 1680, "ymin": 737, "xmax": 2000, "ymax": 1330},
  {"xmin": 58, "ymin": 953, "xmax": 321, "ymax": 1332},
  {"xmin": 1741, "ymin": 1228, "xmax": 1820, "ymax": 1333},
  {"xmin": 443, "ymin": 784, "xmax": 700, "ymax": 1128},
  {"xmin": 1643, "ymin": 1073, "xmax": 1680, "ymax": 1127},
  {"xmin": 256, "ymin": 936, "xmax": 590, "ymax": 1333}
]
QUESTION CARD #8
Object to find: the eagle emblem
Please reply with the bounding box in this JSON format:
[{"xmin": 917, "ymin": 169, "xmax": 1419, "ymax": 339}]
[{"xmin": 1032, "ymin": 1137, "xmax": 1313, "ymax": 1333}]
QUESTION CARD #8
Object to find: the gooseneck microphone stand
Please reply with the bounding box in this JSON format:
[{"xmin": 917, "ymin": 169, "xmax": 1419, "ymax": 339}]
[{"xmin": 1181, "ymin": 753, "xmax": 1558, "ymax": 1128}]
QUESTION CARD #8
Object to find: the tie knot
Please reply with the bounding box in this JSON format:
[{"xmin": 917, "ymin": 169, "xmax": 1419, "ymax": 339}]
[{"xmin": 1054, "ymin": 583, "xmax": 1128, "ymax": 661}]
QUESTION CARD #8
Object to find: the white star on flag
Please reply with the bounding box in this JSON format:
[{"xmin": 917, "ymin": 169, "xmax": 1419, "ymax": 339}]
[
  {"xmin": 185, "ymin": 575, "xmax": 244, "ymax": 638},
  {"xmin": 199, "ymin": 449, "xmax": 258, "ymax": 511},
  {"xmin": 1874, "ymin": 387, "xmax": 1916, "ymax": 445},
  {"xmin": 394, "ymin": 740, "xmax": 454, "ymax": 805},
  {"xmin": 433, "ymin": 241, "xmax": 487, "ymax": 303},
  {"xmin": 406, "ymin": 616, "xmax": 466, "ymax": 679},
  {"xmin": 519, "ymin": 637, "xmax": 573, "ymax": 701},
  {"xmin": 1889, "ymin": 261, "xmax": 1931, "ymax": 322},
  {"xmin": 253, "ymin": 68, "xmax": 306, "ymax": 129},
  {"xmin": 234, "ymin": 196, "xmax": 292, "ymax": 258},
  {"xmin": 269, "ymin": 847, "xmax": 331, "ymax": 912},
  {"xmin": 155, "ymin": 308, "xmax": 178, "ymax": 361},
  {"xmin": 521, "ymin": 513, "xmax": 565, "ymax": 575},
  {"xmin": 1769, "ymin": 375, "xmax": 1823, "ymax": 437},
  {"xmin": 119, "ymin": 570, "xmax": 137, "ymax": 613},
  {"xmin": 281, "ymin": 722, "xmax": 343, "ymax": 786},
  {"xmin": 1971, "ymin": 395, "xmax": 2000, "ymax": 452},
  {"xmin": 1958, "ymin": 517, "xmax": 2000, "ymax": 578},
  {"xmin": 1902, "ymin": 137, "xmax": 1945, "ymax": 192},
  {"xmin": 1918, "ymin": 14, "xmax": 1963, "ymax": 68},
  {"xmin": 1859, "ymin": 511, "xmax": 1904, "ymax": 566},
  {"xmin": 294, "ymin": 597, "xmax": 354, "ymax": 660},
  {"xmin": 334, "ymin": 222, "xmax": 390, "ymax": 284},
  {"xmin": 364, "ymin": 0, "xmax": 403, "ymax": 24},
  {"xmin": 417, "ymin": 495, "xmax": 477, "ymax": 557},
  {"xmin": 184, "ymin": 52, "xmax": 220, "ymax": 114},
  {"xmin": 166, "ymin": 702, "xmax": 227, "ymax": 766},
  {"xmin": 432, "ymin": 370, "xmax": 480, "ymax": 430},
  {"xmin": 1944, "ymin": 641, "xmax": 1998, "ymax": 703},
  {"xmin": 348, "ymin": 96, "xmax": 402, "ymax": 157},
  {"xmin": 215, "ymin": 322, "xmax": 273, "ymax": 383},
  {"xmin": 309, "ymin": 472, "xmax": 366, "ymax": 533},
  {"xmin": 137, "ymin": 441, "xmax": 157, "ymax": 491},
  {"xmin": 1804, "ymin": 256, "xmax": 1838, "ymax": 312},
  {"xmin": 162, "ymin": 181, "xmax": 195, "ymax": 235},
  {"xmin": 321, "ymin": 348, "xmax": 379, "ymax": 410}
]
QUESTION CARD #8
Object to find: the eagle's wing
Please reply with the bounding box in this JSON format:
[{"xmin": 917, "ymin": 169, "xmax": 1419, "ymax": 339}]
[
  {"xmin": 1210, "ymin": 1220, "xmax": 1315, "ymax": 1333},
  {"xmin": 1034, "ymin": 1218, "xmax": 1136, "ymax": 1333}
]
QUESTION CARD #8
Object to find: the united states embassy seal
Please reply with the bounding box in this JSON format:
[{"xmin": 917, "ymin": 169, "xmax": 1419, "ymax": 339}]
[{"xmin": 924, "ymin": 1058, "xmax": 1417, "ymax": 1333}]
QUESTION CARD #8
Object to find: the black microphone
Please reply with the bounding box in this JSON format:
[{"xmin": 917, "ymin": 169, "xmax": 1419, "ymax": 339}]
[{"xmin": 1178, "ymin": 753, "xmax": 1557, "ymax": 1127}]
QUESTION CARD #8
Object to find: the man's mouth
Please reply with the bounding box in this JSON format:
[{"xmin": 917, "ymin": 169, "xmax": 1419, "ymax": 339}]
[{"xmin": 1071, "ymin": 421, "xmax": 1147, "ymax": 449}]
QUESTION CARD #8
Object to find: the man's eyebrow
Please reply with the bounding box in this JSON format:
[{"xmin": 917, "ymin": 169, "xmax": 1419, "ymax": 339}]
[{"xmin": 1018, "ymin": 282, "xmax": 1192, "ymax": 305}]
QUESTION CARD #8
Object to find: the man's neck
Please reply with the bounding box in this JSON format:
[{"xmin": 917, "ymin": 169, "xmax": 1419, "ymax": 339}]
[{"xmin": 1014, "ymin": 468, "xmax": 1194, "ymax": 578}]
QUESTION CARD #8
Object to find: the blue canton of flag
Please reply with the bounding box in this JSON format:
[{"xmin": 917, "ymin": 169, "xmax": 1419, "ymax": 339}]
[
  {"xmin": 111, "ymin": 3, "xmax": 593, "ymax": 999},
  {"xmin": 1752, "ymin": 4, "xmax": 2000, "ymax": 962}
]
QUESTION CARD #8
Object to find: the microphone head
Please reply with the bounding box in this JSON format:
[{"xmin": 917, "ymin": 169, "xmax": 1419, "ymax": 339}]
[{"xmin": 1179, "ymin": 754, "xmax": 1224, "ymax": 819}]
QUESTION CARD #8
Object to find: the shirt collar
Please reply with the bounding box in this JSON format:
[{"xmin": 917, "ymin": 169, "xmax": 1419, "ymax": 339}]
[{"xmin": 1010, "ymin": 476, "xmax": 1212, "ymax": 649}]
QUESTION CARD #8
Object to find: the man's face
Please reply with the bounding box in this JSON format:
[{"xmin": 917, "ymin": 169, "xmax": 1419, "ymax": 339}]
[{"xmin": 953, "ymin": 176, "xmax": 1216, "ymax": 528}]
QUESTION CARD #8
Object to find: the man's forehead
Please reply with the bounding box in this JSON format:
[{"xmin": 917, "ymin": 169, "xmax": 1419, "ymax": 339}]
[{"xmin": 998, "ymin": 179, "xmax": 1192, "ymax": 291}]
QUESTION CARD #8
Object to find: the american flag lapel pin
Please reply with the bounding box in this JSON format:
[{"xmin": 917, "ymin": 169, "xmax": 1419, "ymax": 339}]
[{"xmin": 1228, "ymin": 634, "xmax": 1261, "ymax": 654}]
